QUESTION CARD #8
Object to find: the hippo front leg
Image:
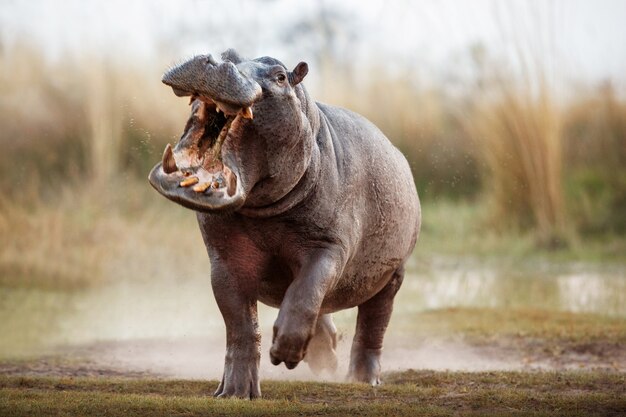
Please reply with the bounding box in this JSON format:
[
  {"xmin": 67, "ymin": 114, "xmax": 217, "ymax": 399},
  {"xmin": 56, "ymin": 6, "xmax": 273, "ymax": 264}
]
[
  {"xmin": 270, "ymin": 249, "xmax": 342, "ymax": 369},
  {"xmin": 211, "ymin": 267, "xmax": 261, "ymax": 399}
]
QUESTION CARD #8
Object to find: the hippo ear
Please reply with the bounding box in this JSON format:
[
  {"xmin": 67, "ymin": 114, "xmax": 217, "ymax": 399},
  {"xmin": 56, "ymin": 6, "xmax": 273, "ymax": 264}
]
[
  {"xmin": 222, "ymin": 48, "xmax": 244, "ymax": 64},
  {"xmin": 289, "ymin": 62, "xmax": 308, "ymax": 86}
]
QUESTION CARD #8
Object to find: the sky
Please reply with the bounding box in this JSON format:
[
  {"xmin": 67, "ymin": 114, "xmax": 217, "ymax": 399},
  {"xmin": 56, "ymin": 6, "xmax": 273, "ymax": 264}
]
[{"xmin": 1, "ymin": 0, "xmax": 625, "ymax": 87}]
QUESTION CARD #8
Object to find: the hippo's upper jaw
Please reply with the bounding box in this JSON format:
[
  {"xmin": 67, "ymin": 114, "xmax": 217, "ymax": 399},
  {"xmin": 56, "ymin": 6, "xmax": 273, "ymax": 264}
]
[{"xmin": 161, "ymin": 51, "xmax": 261, "ymax": 118}]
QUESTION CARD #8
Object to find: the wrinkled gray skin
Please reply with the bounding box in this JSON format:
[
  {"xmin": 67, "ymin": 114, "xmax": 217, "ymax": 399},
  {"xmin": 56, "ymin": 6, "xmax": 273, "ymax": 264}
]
[{"xmin": 149, "ymin": 49, "xmax": 420, "ymax": 399}]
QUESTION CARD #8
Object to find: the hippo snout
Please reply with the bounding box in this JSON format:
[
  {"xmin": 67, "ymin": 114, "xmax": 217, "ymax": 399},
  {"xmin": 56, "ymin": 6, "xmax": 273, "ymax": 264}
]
[{"xmin": 162, "ymin": 55, "xmax": 262, "ymax": 109}]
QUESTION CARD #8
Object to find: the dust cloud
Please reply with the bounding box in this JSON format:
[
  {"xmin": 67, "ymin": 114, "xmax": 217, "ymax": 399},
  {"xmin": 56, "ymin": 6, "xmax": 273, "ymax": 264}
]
[
  {"xmin": 62, "ymin": 332, "xmax": 521, "ymax": 382},
  {"xmin": 3, "ymin": 261, "xmax": 623, "ymax": 378}
]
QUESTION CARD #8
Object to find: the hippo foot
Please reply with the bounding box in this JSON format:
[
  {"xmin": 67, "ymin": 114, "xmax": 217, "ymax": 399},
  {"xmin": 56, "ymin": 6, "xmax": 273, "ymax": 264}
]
[
  {"xmin": 269, "ymin": 334, "xmax": 308, "ymax": 369},
  {"xmin": 347, "ymin": 347, "xmax": 382, "ymax": 386},
  {"xmin": 269, "ymin": 321, "xmax": 312, "ymax": 369},
  {"xmin": 214, "ymin": 356, "xmax": 261, "ymax": 399}
]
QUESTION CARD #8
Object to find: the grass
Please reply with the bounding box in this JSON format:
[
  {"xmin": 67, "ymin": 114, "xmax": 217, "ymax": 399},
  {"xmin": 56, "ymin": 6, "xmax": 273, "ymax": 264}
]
[
  {"xmin": 394, "ymin": 308, "xmax": 626, "ymax": 343},
  {"xmin": 382, "ymin": 307, "xmax": 626, "ymax": 374},
  {"xmin": 2, "ymin": 184, "xmax": 624, "ymax": 293},
  {"xmin": 0, "ymin": 180, "xmax": 207, "ymax": 290},
  {"xmin": 460, "ymin": 7, "xmax": 567, "ymax": 247},
  {"xmin": 467, "ymin": 83, "xmax": 566, "ymax": 247},
  {"xmin": 0, "ymin": 371, "xmax": 624, "ymax": 416},
  {"xmin": 1, "ymin": 181, "xmax": 624, "ymax": 292},
  {"xmin": 563, "ymin": 83, "xmax": 626, "ymax": 236},
  {"xmin": 2, "ymin": 40, "xmax": 626, "ymax": 248},
  {"xmin": 417, "ymin": 199, "xmax": 626, "ymax": 262}
]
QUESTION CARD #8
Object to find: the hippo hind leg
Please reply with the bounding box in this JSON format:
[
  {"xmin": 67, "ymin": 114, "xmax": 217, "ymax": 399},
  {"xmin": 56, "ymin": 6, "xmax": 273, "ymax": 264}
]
[
  {"xmin": 347, "ymin": 266, "xmax": 404, "ymax": 385},
  {"xmin": 304, "ymin": 314, "xmax": 338, "ymax": 374}
]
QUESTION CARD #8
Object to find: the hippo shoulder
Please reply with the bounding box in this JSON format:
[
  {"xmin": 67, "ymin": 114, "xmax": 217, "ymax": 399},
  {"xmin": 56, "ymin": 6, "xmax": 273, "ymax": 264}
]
[
  {"xmin": 315, "ymin": 102, "xmax": 412, "ymax": 181},
  {"xmin": 316, "ymin": 102, "xmax": 385, "ymax": 142}
]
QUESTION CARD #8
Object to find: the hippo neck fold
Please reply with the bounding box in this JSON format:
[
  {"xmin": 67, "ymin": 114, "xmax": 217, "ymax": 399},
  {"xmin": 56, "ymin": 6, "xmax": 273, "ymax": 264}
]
[
  {"xmin": 237, "ymin": 85, "xmax": 321, "ymax": 218},
  {"xmin": 237, "ymin": 140, "xmax": 320, "ymax": 218}
]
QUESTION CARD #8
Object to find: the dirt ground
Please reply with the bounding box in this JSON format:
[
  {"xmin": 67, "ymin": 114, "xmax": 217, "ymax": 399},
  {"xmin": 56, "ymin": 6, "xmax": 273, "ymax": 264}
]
[{"xmin": 1, "ymin": 332, "xmax": 623, "ymax": 380}]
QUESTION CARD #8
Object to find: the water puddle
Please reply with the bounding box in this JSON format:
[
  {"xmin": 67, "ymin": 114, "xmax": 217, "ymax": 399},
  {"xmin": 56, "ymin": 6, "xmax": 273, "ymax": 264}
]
[{"xmin": 397, "ymin": 257, "xmax": 626, "ymax": 316}]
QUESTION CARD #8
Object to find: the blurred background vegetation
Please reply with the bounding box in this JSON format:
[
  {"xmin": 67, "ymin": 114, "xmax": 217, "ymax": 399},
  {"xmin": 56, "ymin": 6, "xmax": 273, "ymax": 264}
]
[{"xmin": 0, "ymin": 0, "xmax": 624, "ymax": 288}]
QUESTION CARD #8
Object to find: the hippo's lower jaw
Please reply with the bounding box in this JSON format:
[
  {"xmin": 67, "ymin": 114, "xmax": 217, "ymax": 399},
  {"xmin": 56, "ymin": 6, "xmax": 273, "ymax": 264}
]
[
  {"xmin": 148, "ymin": 160, "xmax": 244, "ymax": 212},
  {"xmin": 148, "ymin": 119, "xmax": 245, "ymax": 213}
]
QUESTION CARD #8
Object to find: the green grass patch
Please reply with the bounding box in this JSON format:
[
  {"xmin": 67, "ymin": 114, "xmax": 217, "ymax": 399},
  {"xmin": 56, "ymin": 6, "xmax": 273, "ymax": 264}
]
[
  {"xmin": 399, "ymin": 308, "xmax": 626, "ymax": 342},
  {"xmin": 0, "ymin": 371, "xmax": 624, "ymax": 417},
  {"xmin": 390, "ymin": 308, "xmax": 626, "ymax": 369},
  {"xmin": 418, "ymin": 199, "xmax": 626, "ymax": 262}
]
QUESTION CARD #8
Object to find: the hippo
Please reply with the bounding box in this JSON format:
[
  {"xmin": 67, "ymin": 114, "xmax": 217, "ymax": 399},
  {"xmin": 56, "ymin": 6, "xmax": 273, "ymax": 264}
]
[{"xmin": 148, "ymin": 49, "xmax": 420, "ymax": 399}]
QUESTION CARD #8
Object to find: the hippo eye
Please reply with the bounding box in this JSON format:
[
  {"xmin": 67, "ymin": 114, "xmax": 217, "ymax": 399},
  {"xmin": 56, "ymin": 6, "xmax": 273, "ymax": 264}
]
[{"xmin": 276, "ymin": 73, "xmax": 286, "ymax": 83}]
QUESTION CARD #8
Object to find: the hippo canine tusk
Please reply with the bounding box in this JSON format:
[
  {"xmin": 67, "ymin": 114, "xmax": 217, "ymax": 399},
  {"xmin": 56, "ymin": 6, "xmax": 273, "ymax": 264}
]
[
  {"xmin": 162, "ymin": 143, "xmax": 178, "ymax": 174},
  {"xmin": 241, "ymin": 106, "xmax": 253, "ymax": 119}
]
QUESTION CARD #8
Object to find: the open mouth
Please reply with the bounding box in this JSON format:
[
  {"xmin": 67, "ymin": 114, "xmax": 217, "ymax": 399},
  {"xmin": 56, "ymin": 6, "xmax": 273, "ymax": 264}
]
[{"xmin": 148, "ymin": 96, "xmax": 252, "ymax": 212}]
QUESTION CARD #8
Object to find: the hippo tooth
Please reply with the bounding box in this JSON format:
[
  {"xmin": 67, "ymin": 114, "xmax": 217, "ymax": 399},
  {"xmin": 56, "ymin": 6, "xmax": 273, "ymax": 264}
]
[
  {"xmin": 196, "ymin": 101, "xmax": 207, "ymax": 122},
  {"xmin": 215, "ymin": 104, "xmax": 221, "ymax": 113},
  {"xmin": 192, "ymin": 182, "xmax": 211, "ymax": 193},
  {"xmin": 241, "ymin": 106, "xmax": 253, "ymax": 119},
  {"xmin": 223, "ymin": 165, "xmax": 237, "ymax": 197},
  {"xmin": 180, "ymin": 176, "xmax": 199, "ymax": 187},
  {"xmin": 162, "ymin": 143, "xmax": 178, "ymax": 174}
]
